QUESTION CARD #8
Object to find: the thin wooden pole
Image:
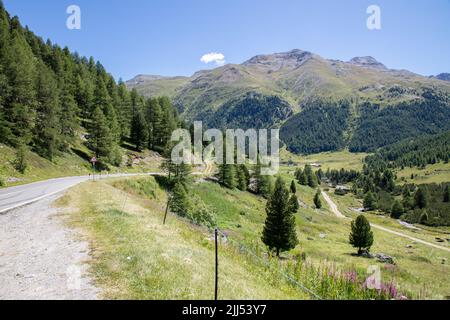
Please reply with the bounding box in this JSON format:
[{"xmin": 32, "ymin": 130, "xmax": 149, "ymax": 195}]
[
  {"xmin": 214, "ymin": 228, "xmax": 218, "ymax": 300},
  {"xmin": 163, "ymin": 197, "xmax": 170, "ymax": 225}
]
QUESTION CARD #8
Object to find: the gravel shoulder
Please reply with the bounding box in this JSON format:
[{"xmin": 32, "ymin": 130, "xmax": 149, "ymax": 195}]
[{"xmin": 0, "ymin": 194, "xmax": 99, "ymax": 300}]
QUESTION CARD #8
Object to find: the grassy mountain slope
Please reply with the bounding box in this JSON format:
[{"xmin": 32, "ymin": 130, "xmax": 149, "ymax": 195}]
[
  {"xmin": 127, "ymin": 49, "xmax": 450, "ymax": 154},
  {"xmin": 58, "ymin": 176, "xmax": 450, "ymax": 299}
]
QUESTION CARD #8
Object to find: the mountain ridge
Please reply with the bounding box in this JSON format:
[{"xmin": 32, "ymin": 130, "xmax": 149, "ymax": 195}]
[{"xmin": 126, "ymin": 49, "xmax": 450, "ymax": 154}]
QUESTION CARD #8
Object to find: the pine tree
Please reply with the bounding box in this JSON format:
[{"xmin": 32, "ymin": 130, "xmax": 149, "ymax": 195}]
[
  {"xmin": 130, "ymin": 108, "xmax": 148, "ymax": 151},
  {"xmin": 414, "ymin": 187, "xmax": 428, "ymax": 209},
  {"xmin": 262, "ymin": 177, "xmax": 298, "ymax": 257},
  {"xmin": 390, "ymin": 200, "xmax": 404, "ymax": 219},
  {"xmin": 363, "ymin": 191, "xmax": 377, "ymax": 211},
  {"xmin": 349, "ymin": 215, "xmax": 374, "ymax": 255},
  {"xmin": 290, "ymin": 180, "xmax": 297, "ymax": 194},
  {"xmin": 314, "ymin": 189, "xmax": 322, "ymax": 209}
]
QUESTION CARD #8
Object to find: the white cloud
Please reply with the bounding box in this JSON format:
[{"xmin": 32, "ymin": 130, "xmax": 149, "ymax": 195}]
[{"xmin": 200, "ymin": 52, "xmax": 225, "ymax": 66}]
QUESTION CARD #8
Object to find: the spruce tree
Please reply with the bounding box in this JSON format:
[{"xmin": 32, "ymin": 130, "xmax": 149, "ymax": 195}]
[
  {"xmin": 314, "ymin": 189, "xmax": 322, "ymax": 209},
  {"xmin": 262, "ymin": 177, "xmax": 298, "ymax": 257},
  {"xmin": 349, "ymin": 215, "xmax": 374, "ymax": 255}
]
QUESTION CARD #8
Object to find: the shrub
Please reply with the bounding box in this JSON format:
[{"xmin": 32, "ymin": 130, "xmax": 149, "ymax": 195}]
[{"xmin": 188, "ymin": 195, "xmax": 216, "ymax": 228}]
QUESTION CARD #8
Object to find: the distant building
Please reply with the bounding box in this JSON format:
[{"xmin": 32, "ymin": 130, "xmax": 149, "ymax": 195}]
[{"xmin": 336, "ymin": 185, "xmax": 351, "ymax": 191}]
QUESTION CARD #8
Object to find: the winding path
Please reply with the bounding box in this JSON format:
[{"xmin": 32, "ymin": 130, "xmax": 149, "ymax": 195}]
[{"xmin": 320, "ymin": 190, "xmax": 450, "ymax": 253}]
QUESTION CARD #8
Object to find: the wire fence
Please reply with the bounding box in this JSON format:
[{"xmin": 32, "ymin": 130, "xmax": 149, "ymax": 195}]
[{"xmin": 215, "ymin": 228, "xmax": 322, "ymax": 300}]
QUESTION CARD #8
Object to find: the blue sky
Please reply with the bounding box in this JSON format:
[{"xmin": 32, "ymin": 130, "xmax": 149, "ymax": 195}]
[{"xmin": 3, "ymin": 0, "xmax": 450, "ymax": 81}]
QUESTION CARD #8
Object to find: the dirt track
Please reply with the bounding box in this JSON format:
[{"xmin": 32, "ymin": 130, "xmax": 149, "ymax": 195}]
[{"xmin": 320, "ymin": 190, "xmax": 450, "ymax": 253}]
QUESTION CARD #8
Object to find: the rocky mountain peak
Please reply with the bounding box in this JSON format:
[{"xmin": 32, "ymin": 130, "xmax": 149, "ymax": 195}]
[
  {"xmin": 242, "ymin": 49, "xmax": 314, "ymax": 70},
  {"xmin": 349, "ymin": 56, "xmax": 387, "ymax": 70}
]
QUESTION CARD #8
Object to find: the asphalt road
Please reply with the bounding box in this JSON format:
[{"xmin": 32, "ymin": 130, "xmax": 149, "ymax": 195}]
[{"xmin": 0, "ymin": 173, "xmax": 154, "ymax": 214}]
